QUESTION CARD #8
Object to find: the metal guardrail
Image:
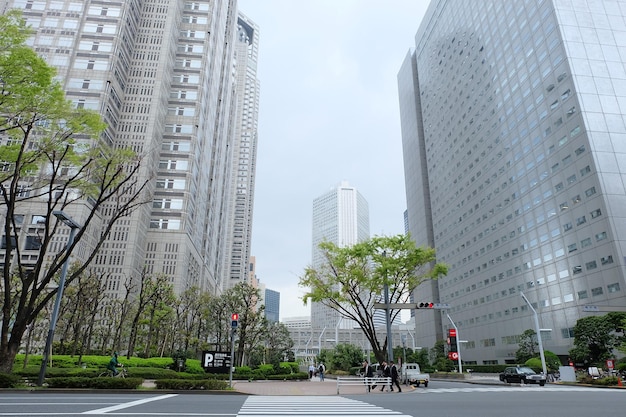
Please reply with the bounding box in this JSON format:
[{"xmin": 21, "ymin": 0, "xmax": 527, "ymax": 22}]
[{"xmin": 336, "ymin": 376, "xmax": 392, "ymax": 394}]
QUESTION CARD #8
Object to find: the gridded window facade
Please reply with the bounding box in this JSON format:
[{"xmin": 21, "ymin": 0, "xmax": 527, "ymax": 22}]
[{"xmin": 400, "ymin": 0, "xmax": 626, "ymax": 364}]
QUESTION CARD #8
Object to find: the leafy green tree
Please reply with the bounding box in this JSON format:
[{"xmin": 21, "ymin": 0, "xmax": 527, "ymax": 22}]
[
  {"xmin": 324, "ymin": 343, "xmax": 364, "ymax": 372},
  {"xmin": 430, "ymin": 340, "xmax": 454, "ymax": 372},
  {"xmin": 0, "ymin": 12, "xmax": 149, "ymax": 373},
  {"xmin": 515, "ymin": 329, "xmax": 538, "ymax": 363},
  {"xmin": 223, "ymin": 283, "xmax": 266, "ymax": 367},
  {"xmin": 300, "ymin": 234, "xmax": 447, "ymax": 364},
  {"xmin": 569, "ymin": 315, "xmax": 619, "ymax": 365},
  {"xmin": 264, "ymin": 321, "xmax": 294, "ymax": 366}
]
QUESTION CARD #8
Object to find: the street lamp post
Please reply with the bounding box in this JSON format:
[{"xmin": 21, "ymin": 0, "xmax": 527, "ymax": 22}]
[
  {"xmin": 520, "ymin": 291, "xmax": 547, "ymax": 376},
  {"xmin": 37, "ymin": 211, "xmax": 81, "ymax": 386}
]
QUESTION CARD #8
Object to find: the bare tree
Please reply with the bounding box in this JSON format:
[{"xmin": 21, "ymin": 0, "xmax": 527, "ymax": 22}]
[{"xmin": 0, "ymin": 12, "xmax": 151, "ymax": 372}]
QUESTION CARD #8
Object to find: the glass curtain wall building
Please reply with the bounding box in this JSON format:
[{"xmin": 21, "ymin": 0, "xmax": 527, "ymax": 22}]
[
  {"xmin": 311, "ymin": 181, "xmax": 369, "ymax": 330},
  {"xmin": 399, "ymin": 0, "xmax": 626, "ymax": 364}
]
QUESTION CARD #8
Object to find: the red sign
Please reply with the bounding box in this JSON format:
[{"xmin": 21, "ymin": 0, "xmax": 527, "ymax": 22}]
[
  {"xmin": 606, "ymin": 359, "xmax": 614, "ymax": 369},
  {"xmin": 448, "ymin": 352, "xmax": 459, "ymax": 361},
  {"xmin": 448, "ymin": 329, "xmax": 457, "ymax": 337}
]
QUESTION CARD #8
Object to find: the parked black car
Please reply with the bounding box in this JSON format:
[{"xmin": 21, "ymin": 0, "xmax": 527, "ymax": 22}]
[{"xmin": 499, "ymin": 366, "xmax": 546, "ymax": 386}]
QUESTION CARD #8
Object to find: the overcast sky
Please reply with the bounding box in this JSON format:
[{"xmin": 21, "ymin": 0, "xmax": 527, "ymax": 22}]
[{"xmin": 238, "ymin": 0, "xmax": 430, "ymax": 320}]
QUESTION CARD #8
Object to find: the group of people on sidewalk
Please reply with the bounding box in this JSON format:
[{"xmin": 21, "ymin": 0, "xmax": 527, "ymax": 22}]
[
  {"xmin": 361, "ymin": 360, "xmax": 402, "ymax": 393},
  {"xmin": 308, "ymin": 363, "xmax": 326, "ymax": 381}
]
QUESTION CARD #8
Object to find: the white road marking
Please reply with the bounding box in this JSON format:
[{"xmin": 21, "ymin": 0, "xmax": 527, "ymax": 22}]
[
  {"xmin": 82, "ymin": 394, "xmax": 178, "ymax": 414},
  {"xmin": 238, "ymin": 396, "xmax": 409, "ymax": 416}
]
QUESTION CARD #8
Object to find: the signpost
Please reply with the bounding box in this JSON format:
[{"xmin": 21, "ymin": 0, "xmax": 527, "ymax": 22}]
[{"xmin": 201, "ymin": 351, "xmax": 231, "ymax": 373}]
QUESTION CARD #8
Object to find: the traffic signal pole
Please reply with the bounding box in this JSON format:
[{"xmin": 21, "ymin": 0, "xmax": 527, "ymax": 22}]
[{"xmin": 229, "ymin": 313, "xmax": 238, "ymax": 388}]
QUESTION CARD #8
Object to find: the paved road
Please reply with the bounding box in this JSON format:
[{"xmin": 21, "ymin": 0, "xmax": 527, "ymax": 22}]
[{"xmin": 1, "ymin": 379, "xmax": 624, "ymax": 416}]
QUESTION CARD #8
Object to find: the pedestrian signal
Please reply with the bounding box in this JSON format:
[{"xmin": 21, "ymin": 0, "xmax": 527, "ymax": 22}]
[{"xmin": 231, "ymin": 313, "xmax": 239, "ymax": 328}]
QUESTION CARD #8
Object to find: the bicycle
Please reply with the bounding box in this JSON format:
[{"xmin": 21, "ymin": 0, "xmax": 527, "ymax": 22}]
[{"xmin": 98, "ymin": 364, "xmax": 127, "ymax": 378}]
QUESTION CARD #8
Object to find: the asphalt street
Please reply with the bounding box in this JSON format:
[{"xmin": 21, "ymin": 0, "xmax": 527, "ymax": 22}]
[{"xmin": 0, "ymin": 380, "xmax": 624, "ymax": 417}]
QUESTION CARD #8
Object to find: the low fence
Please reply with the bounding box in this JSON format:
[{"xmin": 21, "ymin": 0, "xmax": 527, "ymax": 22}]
[{"xmin": 335, "ymin": 376, "xmax": 391, "ymax": 395}]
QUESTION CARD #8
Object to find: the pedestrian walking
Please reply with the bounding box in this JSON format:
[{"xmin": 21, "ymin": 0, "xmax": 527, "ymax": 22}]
[
  {"xmin": 380, "ymin": 361, "xmax": 390, "ymax": 391},
  {"xmin": 318, "ymin": 363, "xmax": 326, "ymax": 381},
  {"xmin": 362, "ymin": 360, "xmax": 376, "ymax": 392},
  {"xmin": 391, "ymin": 361, "xmax": 402, "ymax": 392},
  {"xmin": 308, "ymin": 364, "xmax": 315, "ymax": 380}
]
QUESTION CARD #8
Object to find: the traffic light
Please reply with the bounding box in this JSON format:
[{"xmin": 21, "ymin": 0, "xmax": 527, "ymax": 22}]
[
  {"xmin": 231, "ymin": 313, "xmax": 239, "ymax": 328},
  {"xmin": 417, "ymin": 302, "xmax": 434, "ymax": 309}
]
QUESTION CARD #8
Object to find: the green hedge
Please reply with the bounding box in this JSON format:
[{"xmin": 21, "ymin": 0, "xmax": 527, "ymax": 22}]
[
  {"xmin": 266, "ymin": 372, "xmax": 308, "ymax": 380},
  {"xmin": 0, "ymin": 372, "xmax": 20, "ymax": 388},
  {"xmin": 154, "ymin": 379, "xmax": 229, "ymax": 390},
  {"xmin": 46, "ymin": 377, "xmax": 143, "ymax": 389}
]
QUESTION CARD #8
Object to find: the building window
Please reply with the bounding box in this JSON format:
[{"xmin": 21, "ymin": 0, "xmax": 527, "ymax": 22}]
[
  {"xmin": 608, "ymin": 283, "xmax": 621, "ymax": 293},
  {"xmin": 581, "ymin": 238, "xmax": 592, "ymax": 248},
  {"xmin": 573, "ymin": 265, "xmax": 582, "ymax": 274},
  {"xmin": 595, "ymin": 232, "xmax": 607, "ymax": 242},
  {"xmin": 25, "ymin": 235, "xmax": 41, "ymax": 250},
  {"xmin": 585, "ymin": 260, "xmax": 597, "ymax": 270},
  {"xmin": 591, "ymin": 209, "xmax": 602, "ymax": 218},
  {"xmin": 580, "ymin": 165, "xmax": 591, "ymax": 176},
  {"xmin": 567, "ymin": 243, "xmax": 577, "ymax": 253},
  {"xmin": 585, "ymin": 187, "xmax": 596, "ymax": 197},
  {"xmin": 577, "ymin": 216, "xmax": 586, "ymax": 226},
  {"xmin": 561, "ymin": 328, "xmax": 575, "ymax": 338},
  {"xmin": 601, "ymin": 255, "xmax": 613, "ymax": 265},
  {"xmin": 591, "ymin": 287, "xmax": 603, "ymax": 296},
  {"xmin": 578, "ymin": 290, "xmax": 588, "ymax": 300}
]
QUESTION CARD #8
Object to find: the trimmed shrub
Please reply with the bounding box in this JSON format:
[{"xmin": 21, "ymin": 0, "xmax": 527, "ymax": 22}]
[
  {"xmin": 154, "ymin": 379, "xmax": 229, "ymax": 390},
  {"xmin": 14, "ymin": 365, "xmax": 101, "ymax": 378},
  {"xmin": 45, "ymin": 377, "xmax": 143, "ymax": 389},
  {"xmin": 267, "ymin": 372, "xmax": 308, "ymax": 380},
  {"xmin": 90, "ymin": 377, "xmax": 143, "ymax": 389},
  {"xmin": 0, "ymin": 372, "xmax": 20, "ymax": 388}
]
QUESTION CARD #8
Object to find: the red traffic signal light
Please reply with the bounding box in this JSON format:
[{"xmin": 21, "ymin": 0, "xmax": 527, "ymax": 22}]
[
  {"xmin": 418, "ymin": 302, "xmax": 434, "ymax": 309},
  {"xmin": 231, "ymin": 313, "xmax": 239, "ymax": 328},
  {"xmin": 231, "ymin": 313, "xmax": 239, "ymax": 321}
]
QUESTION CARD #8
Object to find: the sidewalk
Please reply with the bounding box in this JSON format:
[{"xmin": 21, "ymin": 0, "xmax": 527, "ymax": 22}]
[{"xmin": 232, "ymin": 376, "xmax": 414, "ymax": 396}]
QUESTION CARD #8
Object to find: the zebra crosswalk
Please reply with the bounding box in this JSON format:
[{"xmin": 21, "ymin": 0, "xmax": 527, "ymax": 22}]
[{"xmin": 237, "ymin": 396, "xmax": 410, "ymax": 416}]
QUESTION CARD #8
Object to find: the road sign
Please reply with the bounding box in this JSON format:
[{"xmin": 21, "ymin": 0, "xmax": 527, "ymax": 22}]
[
  {"xmin": 582, "ymin": 305, "xmax": 599, "ymax": 312},
  {"xmin": 202, "ymin": 350, "xmax": 231, "ymax": 373},
  {"xmin": 434, "ymin": 303, "xmax": 450, "ymax": 309},
  {"xmin": 448, "ymin": 352, "xmax": 459, "ymax": 360}
]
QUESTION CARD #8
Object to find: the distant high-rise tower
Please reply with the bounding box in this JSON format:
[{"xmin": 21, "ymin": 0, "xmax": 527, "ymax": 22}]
[
  {"xmin": 311, "ymin": 181, "xmax": 369, "ymax": 330},
  {"xmin": 399, "ymin": 0, "xmax": 626, "ymax": 363},
  {"xmin": 264, "ymin": 288, "xmax": 280, "ymax": 323},
  {"xmin": 221, "ymin": 12, "xmax": 260, "ymax": 290},
  {"xmin": 2, "ymin": 0, "xmax": 257, "ymax": 299}
]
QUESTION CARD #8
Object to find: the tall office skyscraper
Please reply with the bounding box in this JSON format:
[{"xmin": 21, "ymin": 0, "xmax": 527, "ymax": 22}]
[
  {"xmin": 311, "ymin": 181, "xmax": 369, "ymax": 330},
  {"xmin": 3, "ymin": 0, "xmax": 258, "ymax": 298},
  {"xmin": 221, "ymin": 13, "xmax": 260, "ymax": 290},
  {"xmin": 399, "ymin": 0, "xmax": 626, "ymax": 364}
]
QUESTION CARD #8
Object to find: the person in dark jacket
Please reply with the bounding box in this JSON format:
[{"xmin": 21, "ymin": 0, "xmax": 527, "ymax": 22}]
[
  {"xmin": 362, "ymin": 360, "xmax": 376, "ymax": 392},
  {"xmin": 390, "ymin": 361, "xmax": 402, "ymax": 392},
  {"xmin": 380, "ymin": 361, "xmax": 391, "ymax": 391}
]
